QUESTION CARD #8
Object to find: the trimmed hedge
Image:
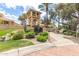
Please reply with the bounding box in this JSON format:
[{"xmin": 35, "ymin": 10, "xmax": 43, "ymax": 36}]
[
  {"xmin": 63, "ymin": 30, "xmax": 76, "ymax": 36},
  {"xmin": 25, "ymin": 29, "xmax": 30, "ymax": 33},
  {"xmin": 12, "ymin": 31, "xmax": 23, "ymax": 40},
  {"xmin": 37, "ymin": 32, "xmax": 48, "ymax": 42},
  {"xmin": 40, "ymin": 32, "xmax": 48, "ymax": 36},
  {"xmin": 25, "ymin": 32, "xmax": 35, "ymax": 39},
  {"xmin": 37, "ymin": 35, "xmax": 48, "ymax": 42}
]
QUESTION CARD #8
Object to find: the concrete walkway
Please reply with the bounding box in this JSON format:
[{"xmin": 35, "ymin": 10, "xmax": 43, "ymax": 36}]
[
  {"xmin": 27, "ymin": 33, "xmax": 79, "ymax": 56},
  {"xmin": 28, "ymin": 45, "xmax": 79, "ymax": 56},
  {"xmin": 0, "ymin": 43, "xmax": 55, "ymax": 56},
  {"xmin": 49, "ymin": 32, "xmax": 78, "ymax": 46}
]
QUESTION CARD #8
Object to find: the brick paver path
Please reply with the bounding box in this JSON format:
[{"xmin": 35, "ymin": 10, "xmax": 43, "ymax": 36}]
[{"xmin": 28, "ymin": 45, "xmax": 79, "ymax": 56}]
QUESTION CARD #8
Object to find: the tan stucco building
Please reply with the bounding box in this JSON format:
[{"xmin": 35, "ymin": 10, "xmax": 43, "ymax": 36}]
[
  {"xmin": 0, "ymin": 16, "xmax": 22, "ymax": 29},
  {"xmin": 26, "ymin": 9, "xmax": 41, "ymax": 27}
]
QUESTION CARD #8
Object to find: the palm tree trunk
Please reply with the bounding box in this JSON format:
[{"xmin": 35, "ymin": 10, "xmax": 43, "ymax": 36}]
[{"xmin": 45, "ymin": 3, "xmax": 49, "ymax": 27}]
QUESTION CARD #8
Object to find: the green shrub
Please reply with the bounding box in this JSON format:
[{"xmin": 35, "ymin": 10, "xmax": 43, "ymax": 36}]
[
  {"xmin": 35, "ymin": 32, "xmax": 38, "ymax": 35},
  {"xmin": 10, "ymin": 32, "xmax": 15, "ymax": 36},
  {"xmin": 48, "ymin": 25, "xmax": 53, "ymax": 28},
  {"xmin": 40, "ymin": 32, "xmax": 48, "ymax": 36},
  {"xmin": 71, "ymin": 32, "xmax": 76, "ymax": 36},
  {"xmin": 25, "ymin": 32, "xmax": 35, "ymax": 39},
  {"xmin": 63, "ymin": 31, "xmax": 71, "ymax": 35},
  {"xmin": 37, "ymin": 35, "xmax": 48, "ymax": 42},
  {"xmin": 63, "ymin": 30, "xmax": 76, "ymax": 36},
  {"xmin": 25, "ymin": 29, "xmax": 30, "ymax": 33},
  {"xmin": 12, "ymin": 31, "xmax": 23, "ymax": 40},
  {"xmin": 63, "ymin": 29, "xmax": 68, "ymax": 33},
  {"xmin": 58, "ymin": 25, "xmax": 63, "ymax": 30}
]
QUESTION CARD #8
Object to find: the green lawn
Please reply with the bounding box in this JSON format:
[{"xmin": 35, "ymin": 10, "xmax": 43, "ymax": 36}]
[
  {"xmin": 0, "ymin": 29, "xmax": 15, "ymax": 36},
  {"xmin": 0, "ymin": 40, "xmax": 34, "ymax": 52}
]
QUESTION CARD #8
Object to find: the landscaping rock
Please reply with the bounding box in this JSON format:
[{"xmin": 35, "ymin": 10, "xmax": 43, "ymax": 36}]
[
  {"xmin": 5, "ymin": 34, "xmax": 11, "ymax": 40},
  {"xmin": 0, "ymin": 36, "xmax": 6, "ymax": 41}
]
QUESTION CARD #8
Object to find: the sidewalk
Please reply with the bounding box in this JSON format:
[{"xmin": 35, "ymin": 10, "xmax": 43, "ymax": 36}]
[
  {"xmin": 28, "ymin": 45, "xmax": 79, "ymax": 56},
  {"xmin": 0, "ymin": 43, "xmax": 55, "ymax": 56},
  {"xmin": 49, "ymin": 32, "xmax": 78, "ymax": 46},
  {"xmin": 27, "ymin": 32, "xmax": 79, "ymax": 56}
]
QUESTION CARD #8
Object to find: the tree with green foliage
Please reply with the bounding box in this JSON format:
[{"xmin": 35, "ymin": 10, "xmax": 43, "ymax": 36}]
[
  {"xmin": 56, "ymin": 3, "xmax": 79, "ymax": 31},
  {"xmin": 38, "ymin": 3, "xmax": 49, "ymax": 27},
  {"xmin": 38, "ymin": 3, "xmax": 57, "ymax": 27},
  {"xmin": 18, "ymin": 13, "xmax": 27, "ymax": 32}
]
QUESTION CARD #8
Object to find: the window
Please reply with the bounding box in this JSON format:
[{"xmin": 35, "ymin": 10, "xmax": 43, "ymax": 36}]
[
  {"xmin": 4, "ymin": 21, "xmax": 9, "ymax": 24},
  {"xmin": 32, "ymin": 11, "xmax": 36, "ymax": 14},
  {"xmin": 37, "ymin": 13, "xmax": 39, "ymax": 15},
  {"xmin": 32, "ymin": 11, "xmax": 36, "ymax": 16},
  {"xmin": 11, "ymin": 21, "xmax": 14, "ymax": 25}
]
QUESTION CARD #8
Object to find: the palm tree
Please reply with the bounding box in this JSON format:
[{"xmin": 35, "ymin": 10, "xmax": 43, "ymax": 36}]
[
  {"xmin": 39, "ymin": 3, "xmax": 57, "ymax": 27},
  {"xmin": 38, "ymin": 3, "xmax": 49, "ymax": 27}
]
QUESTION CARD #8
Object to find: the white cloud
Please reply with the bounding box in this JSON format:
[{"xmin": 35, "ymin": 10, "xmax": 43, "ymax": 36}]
[
  {"xmin": 0, "ymin": 10, "xmax": 16, "ymax": 20},
  {"xmin": 0, "ymin": 0, "xmax": 44, "ymax": 10},
  {"xmin": 5, "ymin": 13, "xmax": 21, "ymax": 24},
  {"xmin": 0, "ymin": 10, "xmax": 6, "ymax": 15}
]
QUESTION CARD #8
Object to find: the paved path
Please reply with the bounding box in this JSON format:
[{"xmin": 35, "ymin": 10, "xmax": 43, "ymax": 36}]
[
  {"xmin": 48, "ymin": 32, "xmax": 78, "ymax": 46},
  {"xmin": 27, "ymin": 32, "xmax": 79, "ymax": 56},
  {"xmin": 28, "ymin": 45, "xmax": 79, "ymax": 56},
  {"xmin": 0, "ymin": 43, "xmax": 54, "ymax": 56}
]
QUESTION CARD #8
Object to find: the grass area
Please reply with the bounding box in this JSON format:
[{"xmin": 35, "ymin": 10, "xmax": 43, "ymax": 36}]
[
  {"xmin": 0, "ymin": 40, "xmax": 34, "ymax": 52},
  {"xmin": 0, "ymin": 28, "xmax": 15, "ymax": 36}
]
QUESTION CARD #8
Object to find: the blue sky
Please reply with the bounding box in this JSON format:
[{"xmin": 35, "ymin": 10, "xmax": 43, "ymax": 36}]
[
  {"xmin": 0, "ymin": 3, "xmax": 24, "ymax": 16},
  {"xmin": 0, "ymin": 3, "xmax": 25, "ymax": 24},
  {"xmin": 0, "ymin": 0, "xmax": 45, "ymax": 24}
]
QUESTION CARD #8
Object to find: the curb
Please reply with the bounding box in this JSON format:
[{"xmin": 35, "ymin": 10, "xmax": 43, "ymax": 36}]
[{"xmin": 0, "ymin": 43, "xmax": 55, "ymax": 56}]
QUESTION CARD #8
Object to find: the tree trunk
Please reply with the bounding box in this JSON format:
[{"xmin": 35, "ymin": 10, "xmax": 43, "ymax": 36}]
[
  {"xmin": 22, "ymin": 20, "xmax": 27, "ymax": 32},
  {"xmin": 45, "ymin": 3, "xmax": 49, "ymax": 27}
]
